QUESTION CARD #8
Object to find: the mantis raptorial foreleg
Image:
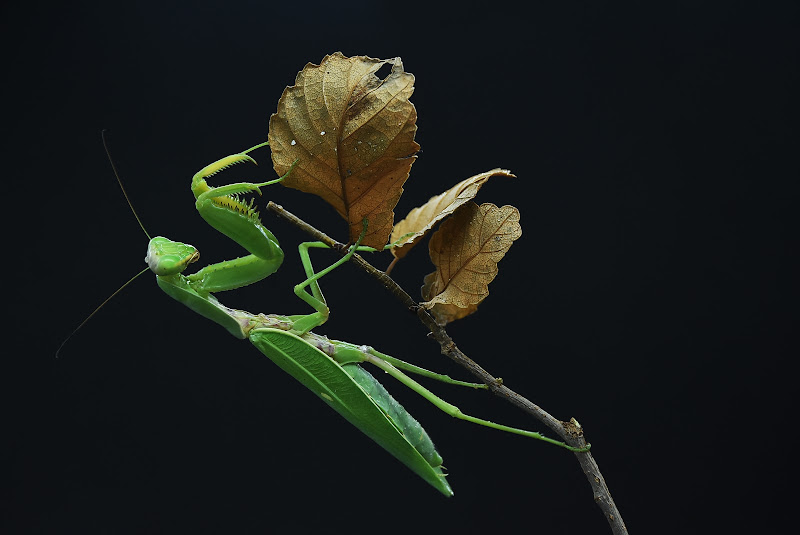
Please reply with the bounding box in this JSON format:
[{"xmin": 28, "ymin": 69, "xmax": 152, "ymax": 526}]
[{"xmin": 148, "ymin": 144, "xmax": 293, "ymax": 338}]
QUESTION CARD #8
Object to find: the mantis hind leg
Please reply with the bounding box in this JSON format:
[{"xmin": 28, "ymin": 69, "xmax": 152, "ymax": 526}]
[
  {"xmin": 362, "ymin": 350, "xmax": 591, "ymax": 453},
  {"xmin": 323, "ymin": 340, "xmax": 589, "ymax": 452},
  {"xmin": 367, "ymin": 347, "xmax": 488, "ymax": 390}
]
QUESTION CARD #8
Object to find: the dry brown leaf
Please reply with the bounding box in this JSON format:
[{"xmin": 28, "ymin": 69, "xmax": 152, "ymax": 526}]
[
  {"xmin": 390, "ymin": 169, "xmax": 514, "ymax": 260},
  {"xmin": 421, "ymin": 202, "xmax": 522, "ymax": 324},
  {"xmin": 268, "ymin": 52, "xmax": 419, "ymax": 249}
]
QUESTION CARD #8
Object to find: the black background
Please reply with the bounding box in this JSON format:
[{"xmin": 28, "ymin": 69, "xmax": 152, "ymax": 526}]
[{"xmin": 5, "ymin": 1, "xmax": 796, "ymax": 533}]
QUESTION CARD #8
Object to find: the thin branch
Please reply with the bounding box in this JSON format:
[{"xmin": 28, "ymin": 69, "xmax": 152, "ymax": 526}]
[{"xmin": 267, "ymin": 201, "xmax": 628, "ymax": 535}]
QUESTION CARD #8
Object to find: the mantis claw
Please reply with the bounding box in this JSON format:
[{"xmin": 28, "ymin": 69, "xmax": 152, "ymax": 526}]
[{"xmin": 195, "ymin": 153, "xmax": 258, "ymax": 181}]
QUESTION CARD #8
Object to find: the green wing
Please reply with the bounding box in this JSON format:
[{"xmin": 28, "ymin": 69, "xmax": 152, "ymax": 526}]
[{"xmin": 249, "ymin": 328, "xmax": 453, "ymax": 496}]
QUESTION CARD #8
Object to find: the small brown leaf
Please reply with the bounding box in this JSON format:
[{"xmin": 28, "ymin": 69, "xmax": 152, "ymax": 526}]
[
  {"xmin": 390, "ymin": 169, "xmax": 514, "ymax": 259},
  {"xmin": 421, "ymin": 202, "xmax": 522, "ymax": 324},
  {"xmin": 268, "ymin": 52, "xmax": 419, "ymax": 249}
]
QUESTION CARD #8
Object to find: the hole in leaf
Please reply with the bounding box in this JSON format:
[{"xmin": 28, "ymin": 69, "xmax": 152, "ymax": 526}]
[{"xmin": 374, "ymin": 62, "xmax": 393, "ymax": 81}]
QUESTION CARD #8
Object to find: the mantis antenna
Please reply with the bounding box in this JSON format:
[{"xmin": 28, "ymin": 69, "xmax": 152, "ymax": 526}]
[
  {"xmin": 55, "ymin": 131, "xmax": 152, "ymax": 357},
  {"xmin": 55, "ymin": 267, "xmax": 149, "ymax": 358},
  {"xmin": 102, "ymin": 129, "xmax": 151, "ymax": 240}
]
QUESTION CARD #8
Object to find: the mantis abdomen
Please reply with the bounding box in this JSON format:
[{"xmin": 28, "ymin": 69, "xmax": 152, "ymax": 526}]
[{"xmin": 249, "ymin": 328, "xmax": 452, "ymax": 496}]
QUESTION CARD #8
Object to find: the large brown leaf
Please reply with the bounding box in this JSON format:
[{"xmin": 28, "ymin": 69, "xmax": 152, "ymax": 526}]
[
  {"xmin": 390, "ymin": 168, "xmax": 514, "ymax": 259},
  {"xmin": 268, "ymin": 52, "xmax": 419, "ymax": 249},
  {"xmin": 421, "ymin": 202, "xmax": 522, "ymax": 324}
]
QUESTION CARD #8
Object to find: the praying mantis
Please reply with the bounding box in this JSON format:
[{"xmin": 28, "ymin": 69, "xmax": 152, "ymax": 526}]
[{"xmin": 104, "ymin": 141, "xmax": 589, "ymax": 496}]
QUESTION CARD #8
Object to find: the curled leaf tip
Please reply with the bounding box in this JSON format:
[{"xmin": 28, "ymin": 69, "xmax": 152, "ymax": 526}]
[{"xmin": 390, "ymin": 169, "xmax": 515, "ymax": 260}]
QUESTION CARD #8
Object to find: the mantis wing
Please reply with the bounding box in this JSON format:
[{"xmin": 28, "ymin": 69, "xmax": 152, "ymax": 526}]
[{"xmin": 249, "ymin": 329, "xmax": 453, "ymax": 496}]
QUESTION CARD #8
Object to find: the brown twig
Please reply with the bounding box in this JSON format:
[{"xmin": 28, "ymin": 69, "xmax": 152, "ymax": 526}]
[{"xmin": 267, "ymin": 201, "xmax": 628, "ymax": 535}]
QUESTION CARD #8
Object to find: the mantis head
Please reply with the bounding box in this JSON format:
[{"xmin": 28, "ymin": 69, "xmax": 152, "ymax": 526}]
[{"xmin": 145, "ymin": 236, "xmax": 200, "ymax": 276}]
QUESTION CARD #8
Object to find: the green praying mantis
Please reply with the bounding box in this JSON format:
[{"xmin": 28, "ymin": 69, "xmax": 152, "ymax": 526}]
[{"xmin": 87, "ymin": 140, "xmax": 589, "ymax": 497}]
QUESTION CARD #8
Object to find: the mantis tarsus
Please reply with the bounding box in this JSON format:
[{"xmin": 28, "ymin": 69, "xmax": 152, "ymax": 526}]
[{"xmin": 102, "ymin": 141, "xmax": 589, "ymax": 496}]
